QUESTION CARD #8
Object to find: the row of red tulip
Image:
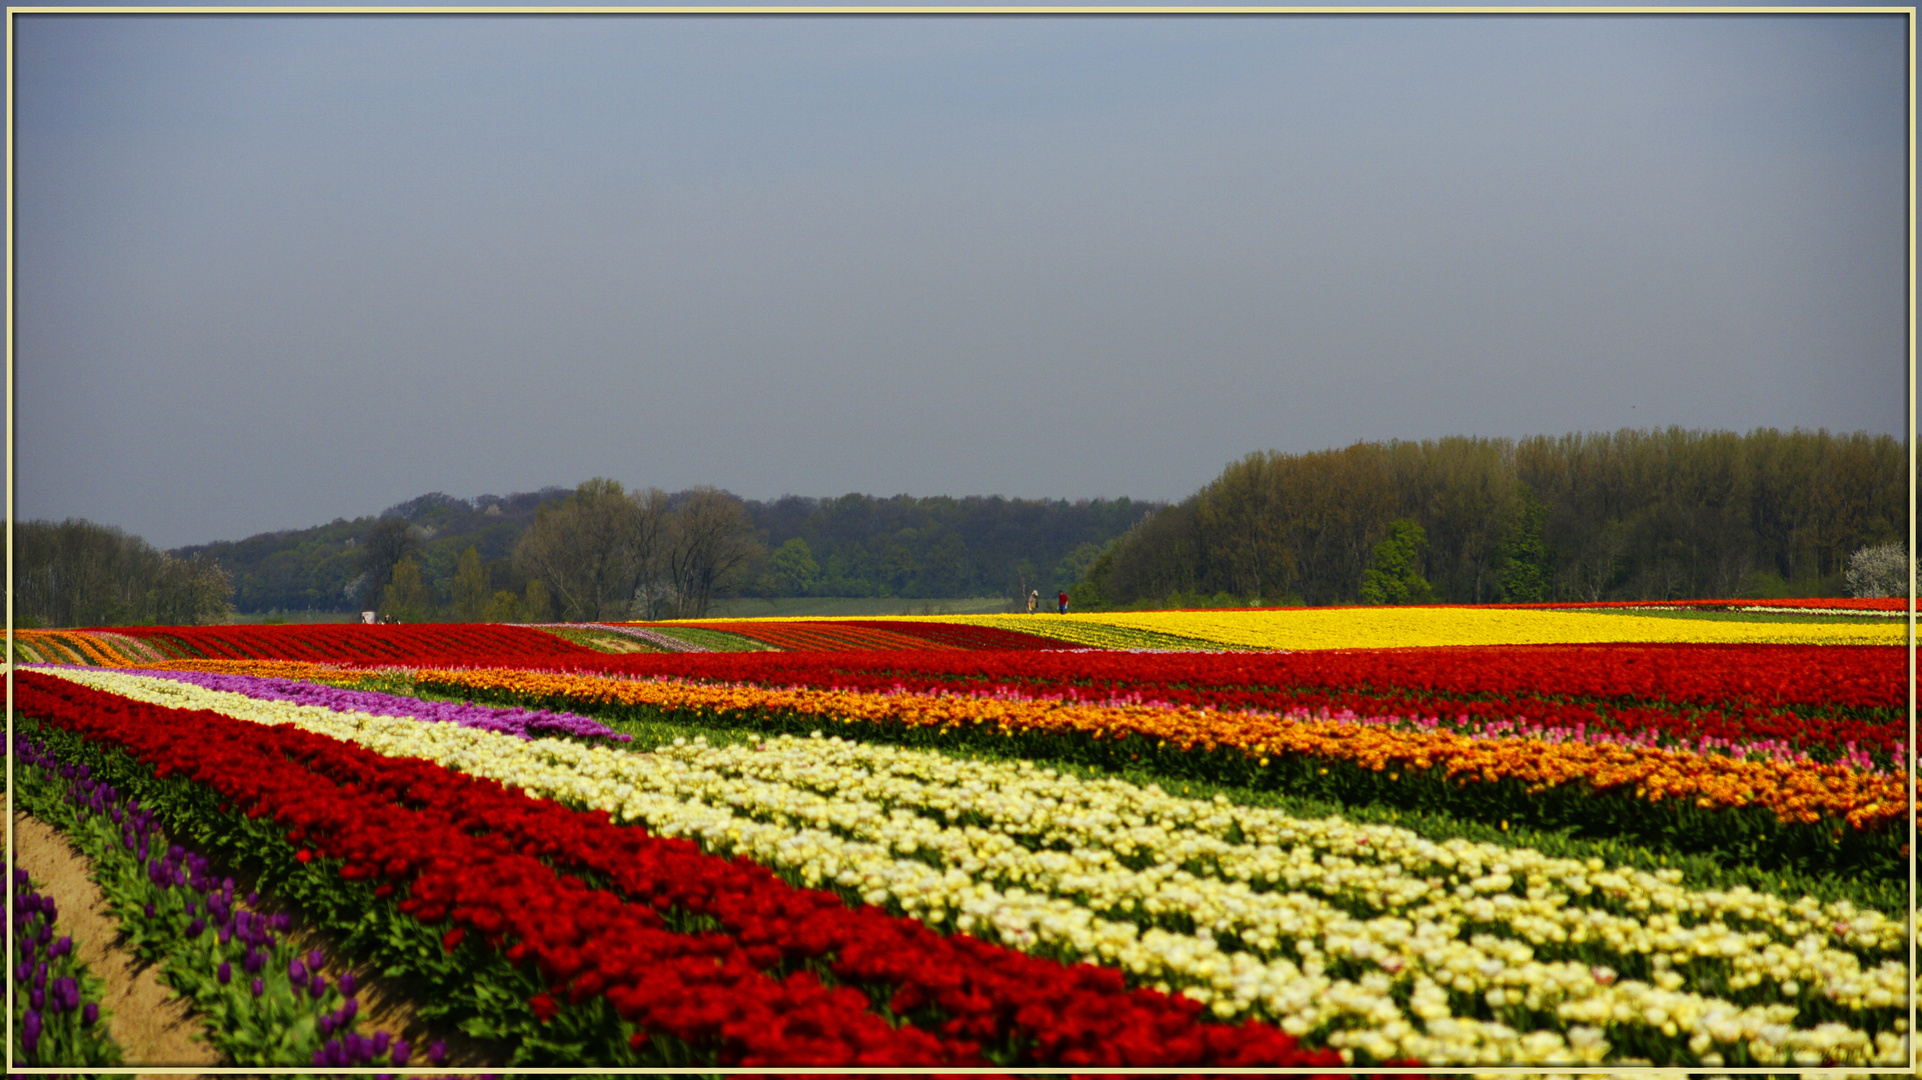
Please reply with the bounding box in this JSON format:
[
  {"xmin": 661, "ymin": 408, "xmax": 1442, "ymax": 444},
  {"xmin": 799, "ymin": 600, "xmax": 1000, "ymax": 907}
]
[{"xmin": 14, "ymin": 670, "xmax": 1358, "ymax": 1069}]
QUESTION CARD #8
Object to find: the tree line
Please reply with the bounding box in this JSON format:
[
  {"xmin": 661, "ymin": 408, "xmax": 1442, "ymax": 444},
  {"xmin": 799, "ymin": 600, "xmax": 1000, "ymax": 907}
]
[
  {"xmin": 1078, "ymin": 427, "xmax": 1907, "ymax": 609},
  {"xmin": 740, "ymin": 492, "xmax": 1150, "ymax": 603},
  {"xmin": 169, "ymin": 487, "xmax": 1154, "ymax": 617},
  {"xmin": 41, "ymin": 426, "xmax": 1890, "ymax": 626},
  {"xmin": 358, "ymin": 481, "xmax": 764, "ymax": 623},
  {"xmin": 356, "ymin": 484, "xmax": 1155, "ymax": 622},
  {"xmin": 14, "ymin": 519, "xmax": 235, "ymax": 628}
]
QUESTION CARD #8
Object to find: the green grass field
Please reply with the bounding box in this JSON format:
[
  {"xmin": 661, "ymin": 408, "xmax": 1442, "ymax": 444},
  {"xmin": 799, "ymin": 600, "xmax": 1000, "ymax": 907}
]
[{"xmin": 700, "ymin": 596, "xmax": 1019, "ymax": 618}]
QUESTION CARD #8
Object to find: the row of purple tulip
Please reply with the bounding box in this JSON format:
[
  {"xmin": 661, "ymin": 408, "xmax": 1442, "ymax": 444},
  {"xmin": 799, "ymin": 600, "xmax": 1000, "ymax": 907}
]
[
  {"xmin": 101, "ymin": 667, "xmax": 630, "ymax": 742},
  {"xmin": 14, "ymin": 731, "xmax": 454, "ymax": 1068},
  {"xmin": 10, "ymin": 868, "xmax": 114, "ymax": 1065}
]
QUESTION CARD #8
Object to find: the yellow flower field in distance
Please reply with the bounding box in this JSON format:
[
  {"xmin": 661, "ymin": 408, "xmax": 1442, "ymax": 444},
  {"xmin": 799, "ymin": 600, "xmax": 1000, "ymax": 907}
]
[{"xmin": 656, "ymin": 607, "xmax": 1902, "ymax": 650}]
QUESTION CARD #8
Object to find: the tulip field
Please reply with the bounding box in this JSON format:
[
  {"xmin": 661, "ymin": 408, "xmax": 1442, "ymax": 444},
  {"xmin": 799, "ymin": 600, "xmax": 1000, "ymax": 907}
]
[{"xmin": 7, "ymin": 599, "xmax": 1914, "ymax": 1070}]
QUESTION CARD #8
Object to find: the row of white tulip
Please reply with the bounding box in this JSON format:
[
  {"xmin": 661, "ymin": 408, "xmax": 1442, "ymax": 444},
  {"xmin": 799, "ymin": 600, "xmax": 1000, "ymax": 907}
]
[{"xmin": 40, "ymin": 667, "xmax": 1908, "ymax": 1068}]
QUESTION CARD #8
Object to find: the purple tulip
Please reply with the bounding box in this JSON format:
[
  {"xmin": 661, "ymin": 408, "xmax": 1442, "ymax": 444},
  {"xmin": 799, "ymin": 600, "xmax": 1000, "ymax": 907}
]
[
  {"xmin": 288, "ymin": 959, "xmax": 306, "ymax": 983},
  {"xmin": 250, "ymin": 978, "xmax": 264, "ymax": 997},
  {"xmin": 246, "ymin": 891, "xmax": 259, "ymax": 906},
  {"xmin": 119, "ymin": 668, "xmax": 629, "ymax": 741},
  {"xmin": 371, "ymin": 1031, "xmax": 391, "ymax": 1056},
  {"xmin": 308, "ymin": 974, "xmax": 327, "ymax": 999},
  {"xmin": 21, "ymin": 1009, "xmax": 40, "ymax": 1052},
  {"xmin": 318, "ymin": 1014, "xmax": 335, "ymax": 1038},
  {"xmin": 338, "ymin": 970, "xmax": 357, "ymax": 996},
  {"xmin": 82, "ymin": 1001, "xmax": 98, "ymax": 1026},
  {"xmin": 51, "ymin": 936, "xmax": 71, "ymax": 958},
  {"xmin": 427, "ymin": 1039, "xmax": 448, "ymax": 1066},
  {"xmin": 388, "ymin": 1039, "xmax": 410, "ymax": 1066},
  {"xmin": 217, "ymin": 961, "xmax": 231, "ymax": 985},
  {"xmin": 143, "ymin": 902, "xmax": 155, "ymax": 920},
  {"xmin": 183, "ymin": 900, "xmax": 196, "ymax": 917},
  {"xmin": 186, "ymin": 919, "xmax": 204, "ymax": 938},
  {"xmin": 29, "ymin": 987, "xmax": 44, "ymax": 1010},
  {"xmin": 307, "ymin": 949, "xmax": 324, "ymax": 970},
  {"xmin": 340, "ymin": 997, "xmax": 358, "ymax": 1021}
]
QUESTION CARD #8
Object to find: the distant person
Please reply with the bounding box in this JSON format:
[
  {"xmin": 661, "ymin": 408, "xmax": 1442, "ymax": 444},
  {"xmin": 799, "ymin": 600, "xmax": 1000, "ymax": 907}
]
[
  {"xmin": 1027, "ymin": 590, "xmax": 1038, "ymax": 614},
  {"xmin": 1057, "ymin": 590, "xmax": 1068, "ymax": 615}
]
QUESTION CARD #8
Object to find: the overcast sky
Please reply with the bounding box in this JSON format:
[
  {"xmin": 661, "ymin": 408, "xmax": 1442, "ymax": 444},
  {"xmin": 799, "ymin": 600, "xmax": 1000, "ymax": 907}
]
[{"xmin": 13, "ymin": 13, "xmax": 1909, "ymax": 550}]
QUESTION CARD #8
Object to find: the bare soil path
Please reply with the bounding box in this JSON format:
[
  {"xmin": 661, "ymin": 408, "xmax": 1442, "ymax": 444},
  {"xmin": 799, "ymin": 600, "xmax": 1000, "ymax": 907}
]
[
  {"xmin": 12, "ymin": 810, "xmax": 220, "ymax": 1076},
  {"xmin": 12, "ymin": 810, "xmax": 502, "ymax": 1072}
]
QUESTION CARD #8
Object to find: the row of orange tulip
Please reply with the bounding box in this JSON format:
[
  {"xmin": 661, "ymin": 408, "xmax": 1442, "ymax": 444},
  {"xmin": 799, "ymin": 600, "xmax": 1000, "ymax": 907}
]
[{"xmin": 402, "ymin": 665, "xmax": 1908, "ymax": 834}]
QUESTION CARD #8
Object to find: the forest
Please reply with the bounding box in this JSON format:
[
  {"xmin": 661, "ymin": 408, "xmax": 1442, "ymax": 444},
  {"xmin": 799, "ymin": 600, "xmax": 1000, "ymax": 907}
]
[
  {"xmin": 13, "ymin": 519, "xmax": 235, "ymax": 628},
  {"xmin": 1078, "ymin": 427, "xmax": 1906, "ymax": 609},
  {"xmin": 16, "ymin": 426, "xmax": 1906, "ymax": 627},
  {"xmin": 152, "ymin": 488, "xmax": 1155, "ymax": 617}
]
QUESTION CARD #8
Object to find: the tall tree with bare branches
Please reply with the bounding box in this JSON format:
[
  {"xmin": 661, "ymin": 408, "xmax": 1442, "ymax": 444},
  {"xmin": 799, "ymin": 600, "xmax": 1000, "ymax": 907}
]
[
  {"xmin": 512, "ymin": 479, "xmax": 667, "ymax": 621},
  {"xmin": 663, "ymin": 487, "xmax": 762, "ymax": 618}
]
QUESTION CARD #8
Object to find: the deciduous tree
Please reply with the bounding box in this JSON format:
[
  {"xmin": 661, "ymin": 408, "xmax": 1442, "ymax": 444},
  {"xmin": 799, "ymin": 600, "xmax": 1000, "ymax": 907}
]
[
  {"xmin": 356, "ymin": 517, "xmax": 420, "ymax": 611},
  {"xmin": 13, "ymin": 519, "xmax": 235, "ymax": 627},
  {"xmin": 513, "ymin": 479, "xmax": 664, "ymax": 622},
  {"xmin": 523, "ymin": 578, "xmax": 553, "ymax": 622},
  {"xmin": 380, "ymin": 555, "xmax": 436, "ymax": 623},
  {"xmin": 481, "ymin": 589, "xmax": 522, "ymax": 623},
  {"xmin": 1358, "ymin": 519, "xmax": 1434, "ymax": 605},
  {"xmin": 764, "ymin": 537, "xmax": 821, "ymax": 596},
  {"xmin": 1845, "ymin": 542, "xmax": 1914, "ymax": 598},
  {"xmin": 451, "ymin": 546, "xmax": 490, "ymax": 622},
  {"xmin": 663, "ymin": 487, "xmax": 762, "ymax": 618}
]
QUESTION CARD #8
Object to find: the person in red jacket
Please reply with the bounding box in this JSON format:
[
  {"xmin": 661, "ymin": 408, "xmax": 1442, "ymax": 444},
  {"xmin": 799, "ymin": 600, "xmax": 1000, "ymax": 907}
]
[{"xmin": 1057, "ymin": 590, "xmax": 1069, "ymax": 615}]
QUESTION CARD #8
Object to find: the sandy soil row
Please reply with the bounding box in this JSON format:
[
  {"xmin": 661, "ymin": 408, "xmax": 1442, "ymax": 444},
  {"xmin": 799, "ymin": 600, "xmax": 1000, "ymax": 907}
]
[
  {"xmin": 12, "ymin": 810, "xmax": 500, "ymax": 1073},
  {"xmin": 13, "ymin": 810, "xmax": 220, "ymax": 1075}
]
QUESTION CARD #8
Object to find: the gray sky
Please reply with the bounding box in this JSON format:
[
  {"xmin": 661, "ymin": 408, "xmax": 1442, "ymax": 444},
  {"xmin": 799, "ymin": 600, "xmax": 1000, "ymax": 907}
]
[{"xmin": 13, "ymin": 13, "xmax": 1909, "ymax": 550}]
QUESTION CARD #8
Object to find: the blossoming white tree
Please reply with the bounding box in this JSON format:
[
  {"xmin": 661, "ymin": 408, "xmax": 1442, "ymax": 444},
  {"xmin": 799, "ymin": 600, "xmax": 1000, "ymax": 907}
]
[{"xmin": 1843, "ymin": 542, "xmax": 1912, "ymax": 598}]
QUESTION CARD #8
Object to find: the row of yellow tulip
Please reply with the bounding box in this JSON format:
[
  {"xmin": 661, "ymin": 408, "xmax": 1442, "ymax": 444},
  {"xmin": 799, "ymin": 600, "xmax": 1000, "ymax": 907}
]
[
  {"xmin": 45, "ymin": 654, "xmax": 1906, "ymax": 835},
  {"xmin": 942, "ymin": 609, "xmax": 1904, "ymax": 650},
  {"xmin": 32, "ymin": 667, "xmax": 1909, "ymax": 1068}
]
